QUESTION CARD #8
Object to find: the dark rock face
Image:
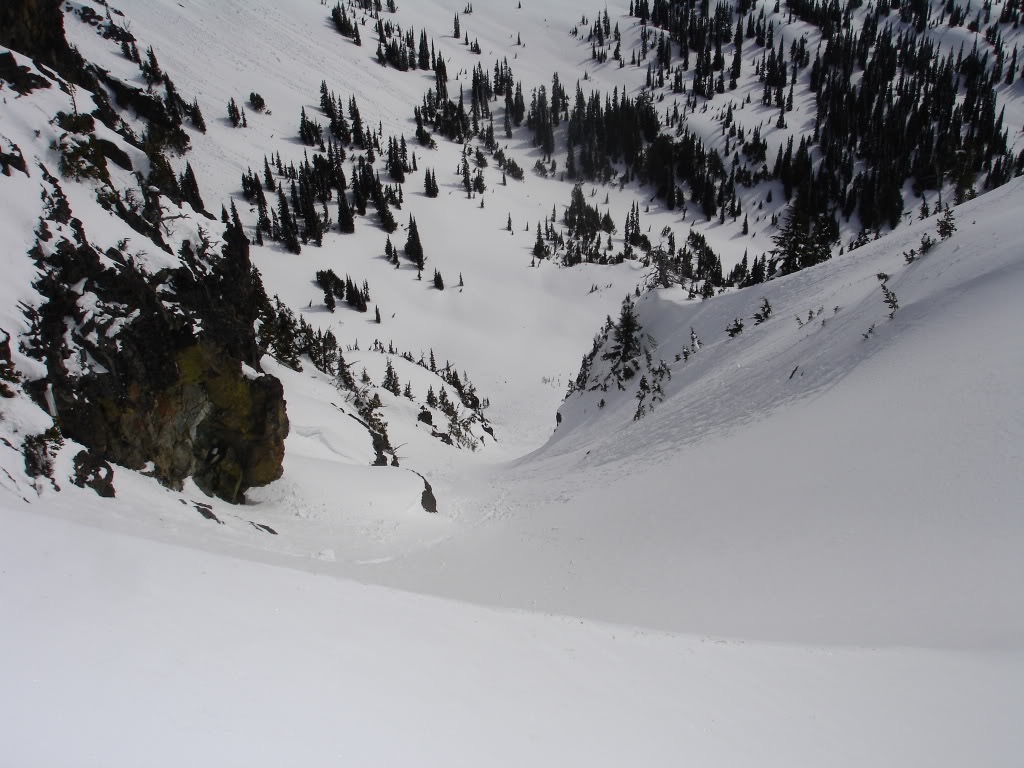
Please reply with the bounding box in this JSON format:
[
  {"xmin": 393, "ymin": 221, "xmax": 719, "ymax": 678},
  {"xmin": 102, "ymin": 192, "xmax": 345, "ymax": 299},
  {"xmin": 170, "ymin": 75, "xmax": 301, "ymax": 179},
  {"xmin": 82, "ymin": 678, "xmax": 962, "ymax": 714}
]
[
  {"xmin": 54, "ymin": 341, "xmax": 288, "ymax": 503},
  {"xmin": 409, "ymin": 470, "xmax": 438, "ymax": 514},
  {"xmin": 178, "ymin": 344, "xmax": 289, "ymax": 500},
  {"xmin": 420, "ymin": 478, "xmax": 438, "ymax": 514},
  {"xmin": 0, "ymin": 51, "xmax": 52, "ymax": 94},
  {"xmin": 0, "ymin": 1, "xmax": 119, "ymax": 131},
  {"xmin": 0, "ymin": 0, "xmax": 68, "ymax": 69},
  {"xmin": 72, "ymin": 450, "xmax": 115, "ymax": 497},
  {"xmin": 2, "ymin": 7, "xmax": 288, "ymax": 504},
  {"xmin": 0, "ymin": 330, "xmax": 19, "ymax": 397},
  {"xmin": 23, "ymin": 173, "xmax": 288, "ymax": 504}
]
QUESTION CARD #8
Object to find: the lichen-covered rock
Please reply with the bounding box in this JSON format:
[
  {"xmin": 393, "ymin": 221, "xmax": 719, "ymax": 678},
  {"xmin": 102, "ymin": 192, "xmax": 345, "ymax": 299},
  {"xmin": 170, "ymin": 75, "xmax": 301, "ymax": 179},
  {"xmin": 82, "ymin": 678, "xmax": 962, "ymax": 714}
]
[
  {"xmin": 23, "ymin": 172, "xmax": 288, "ymax": 504},
  {"xmin": 178, "ymin": 344, "xmax": 288, "ymax": 501},
  {"xmin": 58, "ymin": 342, "xmax": 287, "ymax": 502}
]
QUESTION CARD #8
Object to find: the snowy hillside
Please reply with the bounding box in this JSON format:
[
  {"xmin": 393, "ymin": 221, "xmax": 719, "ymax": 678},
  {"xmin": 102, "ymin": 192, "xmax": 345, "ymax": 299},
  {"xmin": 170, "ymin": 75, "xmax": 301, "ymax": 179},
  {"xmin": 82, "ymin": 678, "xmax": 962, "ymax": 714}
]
[
  {"xmin": 2, "ymin": 0, "xmax": 1023, "ymax": 764},
  {"xmin": 5, "ymin": 499, "xmax": 1021, "ymax": 768}
]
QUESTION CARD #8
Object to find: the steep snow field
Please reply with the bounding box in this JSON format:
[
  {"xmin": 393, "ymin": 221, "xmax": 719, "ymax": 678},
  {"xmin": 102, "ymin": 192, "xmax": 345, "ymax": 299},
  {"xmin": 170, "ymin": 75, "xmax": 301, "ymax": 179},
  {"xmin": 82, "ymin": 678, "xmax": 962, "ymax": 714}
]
[
  {"xmin": 2, "ymin": 0, "xmax": 1023, "ymax": 763},
  {"xmin": 286, "ymin": 177, "xmax": 1024, "ymax": 651}
]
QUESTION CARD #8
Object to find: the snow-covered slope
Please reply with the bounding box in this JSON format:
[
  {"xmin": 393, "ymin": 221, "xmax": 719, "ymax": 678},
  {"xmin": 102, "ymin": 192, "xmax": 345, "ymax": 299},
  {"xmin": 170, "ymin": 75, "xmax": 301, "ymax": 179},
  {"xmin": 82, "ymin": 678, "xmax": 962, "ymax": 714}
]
[
  {"xmin": 4, "ymin": 500, "xmax": 1021, "ymax": 768},
  {"xmin": 61, "ymin": 0, "xmax": 655, "ymax": 456},
  {"xmin": 292, "ymin": 177, "xmax": 1023, "ymax": 650},
  {"xmin": 2, "ymin": 0, "xmax": 1023, "ymax": 764}
]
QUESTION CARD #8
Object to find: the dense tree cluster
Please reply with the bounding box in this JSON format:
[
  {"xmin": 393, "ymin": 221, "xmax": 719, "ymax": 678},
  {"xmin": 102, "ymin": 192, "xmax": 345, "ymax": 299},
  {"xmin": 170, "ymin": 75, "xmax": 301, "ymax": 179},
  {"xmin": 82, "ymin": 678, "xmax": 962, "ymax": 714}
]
[
  {"xmin": 315, "ymin": 269, "xmax": 371, "ymax": 313},
  {"xmin": 566, "ymin": 295, "xmax": 671, "ymax": 420},
  {"xmin": 564, "ymin": 184, "xmax": 615, "ymax": 241},
  {"xmin": 625, "ymin": 0, "xmax": 1024, "ymax": 246},
  {"xmin": 330, "ymin": 2, "xmax": 363, "ymax": 45},
  {"xmin": 239, "ymin": 83, "xmax": 420, "ymax": 251}
]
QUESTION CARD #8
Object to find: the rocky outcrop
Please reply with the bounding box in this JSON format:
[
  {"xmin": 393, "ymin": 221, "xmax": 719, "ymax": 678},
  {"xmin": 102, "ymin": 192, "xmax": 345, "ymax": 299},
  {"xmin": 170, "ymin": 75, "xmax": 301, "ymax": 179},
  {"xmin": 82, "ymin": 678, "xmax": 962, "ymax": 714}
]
[
  {"xmin": 0, "ymin": 0, "xmax": 68, "ymax": 71},
  {"xmin": 1, "ymin": 9, "xmax": 287, "ymax": 504},
  {"xmin": 22, "ymin": 172, "xmax": 288, "ymax": 503},
  {"xmin": 0, "ymin": 51, "xmax": 51, "ymax": 95},
  {"xmin": 53, "ymin": 340, "xmax": 287, "ymax": 502},
  {"xmin": 0, "ymin": 2, "xmax": 119, "ymax": 132},
  {"xmin": 72, "ymin": 450, "xmax": 115, "ymax": 498},
  {"xmin": 409, "ymin": 470, "xmax": 438, "ymax": 514},
  {"xmin": 0, "ymin": 330, "xmax": 18, "ymax": 397}
]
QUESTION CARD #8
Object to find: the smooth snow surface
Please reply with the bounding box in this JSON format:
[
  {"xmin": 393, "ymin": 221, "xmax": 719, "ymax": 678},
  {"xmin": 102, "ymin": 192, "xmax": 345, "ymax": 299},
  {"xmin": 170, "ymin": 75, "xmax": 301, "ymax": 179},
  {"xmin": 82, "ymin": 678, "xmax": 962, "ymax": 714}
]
[{"xmin": 4, "ymin": 504, "xmax": 1022, "ymax": 768}]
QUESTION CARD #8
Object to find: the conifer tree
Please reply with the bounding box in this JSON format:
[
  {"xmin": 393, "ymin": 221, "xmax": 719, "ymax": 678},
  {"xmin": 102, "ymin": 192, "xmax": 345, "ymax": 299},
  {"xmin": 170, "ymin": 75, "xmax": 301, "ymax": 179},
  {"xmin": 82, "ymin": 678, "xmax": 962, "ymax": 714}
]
[
  {"xmin": 772, "ymin": 207, "xmax": 810, "ymax": 275},
  {"xmin": 937, "ymin": 208, "xmax": 957, "ymax": 240},
  {"xmin": 404, "ymin": 215, "xmax": 425, "ymax": 269},
  {"xmin": 753, "ymin": 297, "xmax": 773, "ymax": 324},
  {"xmin": 190, "ymin": 99, "xmax": 207, "ymax": 133},
  {"xmin": 377, "ymin": 193, "xmax": 397, "ymax": 233},
  {"xmin": 383, "ymin": 359, "xmax": 401, "ymax": 395},
  {"xmin": 424, "ymin": 168, "xmax": 439, "ymax": 198},
  {"xmin": 179, "ymin": 162, "xmax": 205, "ymax": 213},
  {"xmin": 603, "ymin": 296, "xmax": 641, "ymax": 376},
  {"xmin": 277, "ymin": 187, "xmax": 301, "ymax": 254},
  {"xmin": 337, "ymin": 191, "xmax": 355, "ymax": 233},
  {"xmin": 142, "ymin": 46, "xmax": 163, "ymax": 85},
  {"xmin": 533, "ymin": 222, "xmax": 546, "ymax": 260}
]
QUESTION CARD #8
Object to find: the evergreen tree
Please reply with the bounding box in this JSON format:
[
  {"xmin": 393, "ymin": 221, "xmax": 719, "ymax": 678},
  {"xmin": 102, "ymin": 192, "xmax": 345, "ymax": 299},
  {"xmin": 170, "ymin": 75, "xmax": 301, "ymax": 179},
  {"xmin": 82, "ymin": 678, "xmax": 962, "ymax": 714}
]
[
  {"xmin": 179, "ymin": 162, "xmax": 205, "ymax": 213},
  {"xmin": 937, "ymin": 208, "xmax": 957, "ymax": 240},
  {"xmin": 383, "ymin": 359, "xmax": 401, "ymax": 395},
  {"xmin": 227, "ymin": 98, "xmax": 241, "ymax": 128},
  {"xmin": 424, "ymin": 168, "xmax": 439, "ymax": 197},
  {"xmin": 533, "ymin": 222, "xmax": 546, "ymax": 259},
  {"xmin": 277, "ymin": 187, "xmax": 301, "ymax": 254},
  {"xmin": 338, "ymin": 191, "xmax": 355, "ymax": 233},
  {"xmin": 752, "ymin": 297, "xmax": 773, "ymax": 324},
  {"xmin": 771, "ymin": 207, "xmax": 811, "ymax": 275},
  {"xmin": 603, "ymin": 296, "xmax": 642, "ymax": 377},
  {"xmin": 190, "ymin": 99, "xmax": 207, "ymax": 133},
  {"xmin": 405, "ymin": 215, "xmax": 425, "ymax": 268},
  {"xmin": 377, "ymin": 194, "xmax": 397, "ymax": 233}
]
